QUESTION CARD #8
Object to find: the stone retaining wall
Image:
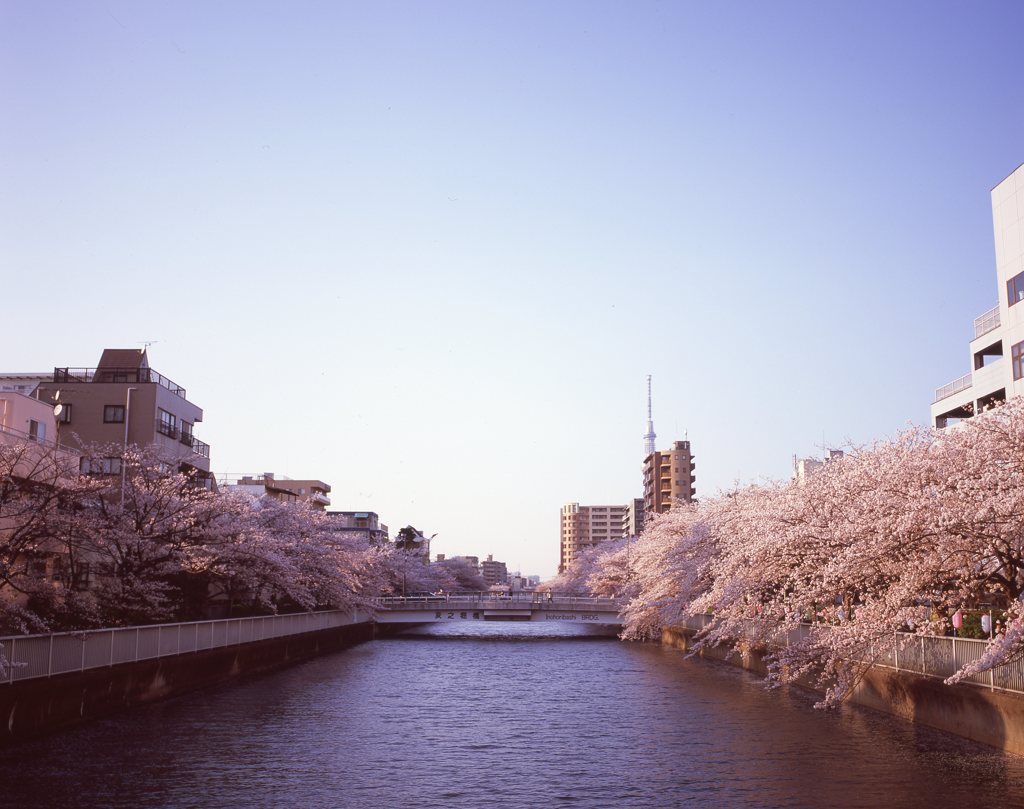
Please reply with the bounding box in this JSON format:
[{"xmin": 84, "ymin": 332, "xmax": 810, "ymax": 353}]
[
  {"xmin": 662, "ymin": 626, "xmax": 1024, "ymax": 756},
  {"xmin": 1, "ymin": 621, "xmax": 373, "ymax": 744}
]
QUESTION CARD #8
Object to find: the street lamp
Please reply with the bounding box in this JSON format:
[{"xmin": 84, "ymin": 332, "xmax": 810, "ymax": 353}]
[
  {"xmin": 52, "ymin": 390, "xmax": 62, "ymax": 450},
  {"xmin": 120, "ymin": 386, "xmax": 138, "ymax": 507}
]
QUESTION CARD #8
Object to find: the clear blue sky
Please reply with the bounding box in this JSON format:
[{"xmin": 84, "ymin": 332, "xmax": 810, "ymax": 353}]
[{"xmin": 2, "ymin": 1, "xmax": 1022, "ymax": 576}]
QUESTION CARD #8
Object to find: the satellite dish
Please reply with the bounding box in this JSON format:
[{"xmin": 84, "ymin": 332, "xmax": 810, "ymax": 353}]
[
  {"xmin": 53, "ymin": 404, "xmax": 63, "ymax": 417},
  {"xmin": 53, "ymin": 390, "xmax": 60, "ymax": 401}
]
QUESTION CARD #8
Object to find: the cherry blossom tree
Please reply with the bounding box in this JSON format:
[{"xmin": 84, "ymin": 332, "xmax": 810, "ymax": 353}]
[
  {"xmin": 611, "ymin": 397, "xmax": 1024, "ymax": 706},
  {"xmin": 0, "ymin": 441, "xmax": 100, "ymax": 632}
]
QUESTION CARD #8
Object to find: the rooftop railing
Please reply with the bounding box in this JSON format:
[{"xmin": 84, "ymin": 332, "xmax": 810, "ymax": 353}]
[
  {"xmin": 53, "ymin": 367, "xmax": 187, "ymax": 400},
  {"xmin": 934, "ymin": 372, "xmax": 972, "ymax": 404},
  {"xmin": 974, "ymin": 305, "xmax": 1001, "ymax": 340},
  {"xmin": 0, "ymin": 422, "xmax": 81, "ymax": 455}
]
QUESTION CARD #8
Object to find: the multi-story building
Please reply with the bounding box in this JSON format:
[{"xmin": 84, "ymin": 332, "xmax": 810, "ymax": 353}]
[
  {"xmin": 480, "ymin": 554, "xmax": 508, "ymax": 586},
  {"xmin": 792, "ymin": 450, "xmax": 843, "ymax": 484},
  {"xmin": 623, "ymin": 497, "xmax": 645, "ymax": 538},
  {"xmin": 220, "ymin": 473, "xmax": 331, "ymax": 509},
  {"xmin": 559, "ymin": 502, "xmax": 630, "ymax": 572},
  {"xmin": 436, "ymin": 554, "xmax": 480, "ymax": 568},
  {"xmin": 325, "ymin": 511, "xmax": 389, "ymax": 544},
  {"xmin": 0, "ymin": 373, "xmax": 51, "ymax": 396},
  {"xmin": 932, "ymin": 164, "xmax": 1024, "ymax": 427},
  {"xmin": 0, "ymin": 391, "xmax": 89, "ymax": 605},
  {"xmin": 642, "ymin": 440, "xmax": 696, "ymax": 517},
  {"xmin": 32, "ymin": 349, "xmax": 211, "ymax": 476}
]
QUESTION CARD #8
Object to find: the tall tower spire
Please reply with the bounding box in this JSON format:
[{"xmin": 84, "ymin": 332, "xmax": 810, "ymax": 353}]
[{"xmin": 643, "ymin": 375, "xmax": 657, "ymax": 458}]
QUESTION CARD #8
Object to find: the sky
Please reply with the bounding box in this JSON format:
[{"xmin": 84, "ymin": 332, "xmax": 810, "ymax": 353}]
[{"xmin": 2, "ymin": 1, "xmax": 1023, "ymax": 577}]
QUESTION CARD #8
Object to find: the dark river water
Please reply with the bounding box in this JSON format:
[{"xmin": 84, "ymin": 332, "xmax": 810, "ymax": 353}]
[{"xmin": 4, "ymin": 621, "xmax": 1024, "ymax": 809}]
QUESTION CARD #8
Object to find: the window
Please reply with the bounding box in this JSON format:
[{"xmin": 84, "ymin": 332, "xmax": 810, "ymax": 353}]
[
  {"xmin": 59, "ymin": 403, "xmax": 72, "ymax": 423},
  {"xmin": 80, "ymin": 457, "xmax": 122, "ymax": 475},
  {"xmin": 73, "ymin": 562, "xmax": 92, "ymax": 591},
  {"xmin": 1008, "ymin": 272, "xmax": 1024, "ymax": 307},
  {"xmin": 157, "ymin": 408, "xmax": 177, "ymax": 438},
  {"xmin": 103, "ymin": 405, "xmax": 125, "ymax": 423},
  {"xmin": 1013, "ymin": 341, "xmax": 1024, "ymax": 381},
  {"xmin": 28, "ymin": 419, "xmax": 45, "ymax": 442},
  {"xmin": 179, "ymin": 420, "xmax": 193, "ymax": 446}
]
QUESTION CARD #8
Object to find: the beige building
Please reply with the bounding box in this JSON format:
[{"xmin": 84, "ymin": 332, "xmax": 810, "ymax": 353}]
[
  {"xmin": 792, "ymin": 450, "xmax": 843, "ymax": 484},
  {"xmin": 642, "ymin": 440, "xmax": 696, "ymax": 517},
  {"xmin": 221, "ymin": 473, "xmax": 332, "ymax": 509},
  {"xmin": 932, "ymin": 164, "xmax": 1024, "ymax": 427},
  {"xmin": 325, "ymin": 511, "xmax": 389, "ymax": 544},
  {"xmin": 623, "ymin": 497, "xmax": 645, "ymax": 538},
  {"xmin": 33, "ymin": 349, "xmax": 211, "ymax": 477},
  {"xmin": 559, "ymin": 502, "xmax": 630, "ymax": 573},
  {"xmin": 480, "ymin": 554, "xmax": 508, "ymax": 586}
]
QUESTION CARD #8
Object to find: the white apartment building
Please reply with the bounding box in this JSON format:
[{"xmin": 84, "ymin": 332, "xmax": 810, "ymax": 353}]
[
  {"xmin": 559, "ymin": 502, "xmax": 629, "ymax": 573},
  {"xmin": 932, "ymin": 164, "xmax": 1024, "ymax": 428}
]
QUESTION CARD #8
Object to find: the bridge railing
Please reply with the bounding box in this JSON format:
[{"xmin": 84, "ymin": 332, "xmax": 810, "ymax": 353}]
[
  {"xmin": 375, "ymin": 593, "xmax": 623, "ymax": 611},
  {"xmin": 679, "ymin": 613, "xmax": 1024, "ymax": 696},
  {"xmin": 0, "ymin": 609, "xmax": 365, "ymax": 685}
]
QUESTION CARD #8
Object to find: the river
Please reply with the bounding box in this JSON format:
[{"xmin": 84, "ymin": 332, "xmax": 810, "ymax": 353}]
[{"xmin": 3, "ymin": 621, "xmax": 1024, "ymax": 808}]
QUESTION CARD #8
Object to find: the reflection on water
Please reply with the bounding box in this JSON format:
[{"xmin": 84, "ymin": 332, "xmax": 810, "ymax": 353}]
[{"xmin": 3, "ymin": 621, "xmax": 1024, "ymax": 809}]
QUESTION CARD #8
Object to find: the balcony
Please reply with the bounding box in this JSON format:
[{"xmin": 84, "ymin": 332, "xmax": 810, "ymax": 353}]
[
  {"xmin": 934, "ymin": 372, "xmax": 973, "ymax": 403},
  {"xmin": 974, "ymin": 305, "xmax": 1001, "ymax": 340},
  {"xmin": 156, "ymin": 420, "xmax": 178, "ymax": 440},
  {"xmin": 52, "ymin": 367, "xmax": 187, "ymax": 399},
  {"xmin": 154, "ymin": 418, "xmax": 209, "ymax": 457}
]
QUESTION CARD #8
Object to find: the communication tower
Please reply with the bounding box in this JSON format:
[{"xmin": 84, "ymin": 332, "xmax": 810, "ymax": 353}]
[{"xmin": 643, "ymin": 375, "xmax": 657, "ymax": 458}]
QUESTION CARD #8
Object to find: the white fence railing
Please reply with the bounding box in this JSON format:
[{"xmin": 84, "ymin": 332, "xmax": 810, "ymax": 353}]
[
  {"xmin": 934, "ymin": 372, "xmax": 973, "ymax": 404},
  {"xmin": 974, "ymin": 304, "xmax": 1001, "ymax": 339},
  {"xmin": 0, "ymin": 609, "xmax": 365, "ymax": 685},
  {"xmin": 680, "ymin": 614, "xmax": 1024, "ymax": 696}
]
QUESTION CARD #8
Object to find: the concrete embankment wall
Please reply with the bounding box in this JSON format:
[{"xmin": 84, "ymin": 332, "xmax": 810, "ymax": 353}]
[
  {"xmin": 1, "ymin": 621, "xmax": 373, "ymax": 744},
  {"xmin": 662, "ymin": 626, "xmax": 1024, "ymax": 756}
]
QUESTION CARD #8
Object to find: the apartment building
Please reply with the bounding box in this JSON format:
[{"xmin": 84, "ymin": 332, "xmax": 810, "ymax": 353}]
[
  {"xmin": 0, "ymin": 391, "xmax": 89, "ymax": 607},
  {"xmin": 480, "ymin": 554, "xmax": 508, "ymax": 586},
  {"xmin": 221, "ymin": 473, "xmax": 331, "ymax": 509},
  {"xmin": 559, "ymin": 502, "xmax": 630, "ymax": 573},
  {"xmin": 0, "ymin": 373, "xmax": 51, "ymax": 396},
  {"xmin": 642, "ymin": 440, "xmax": 696, "ymax": 517},
  {"xmin": 32, "ymin": 349, "xmax": 211, "ymax": 476},
  {"xmin": 932, "ymin": 164, "xmax": 1024, "ymax": 427},
  {"xmin": 623, "ymin": 497, "xmax": 645, "ymax": 538},
  {"xmin": 325, "ymin": 511, "xmax": 389, "ymax": 544},
  {"xmin": 792, "ymin": 450, "xmax": 844, "ymax": 484}
]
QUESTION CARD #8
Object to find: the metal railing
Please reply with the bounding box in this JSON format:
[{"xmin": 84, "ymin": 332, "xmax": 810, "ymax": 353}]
[
  {"xmin": 974, "ymin": 305, "xmax": 1001, "ymax": 339},
  {"xmin": 154, "ymin": 418, "xmax": 209, "ymax": 458},
  {"xmin": 0, "ymin": 609, "xmax": 365, "ymax": 685},
  {"xmin": 0, "ymin": 422, "xmax": 82, "ymax": 455},
  {"xmin": 934, "ymin": 372, "xmax": 973, "ymax": 403},
  {"xmin": 680, "ymin": 614, "xmax": 1024, "ymax": 696},
  {"xmin": 53, "ymin": 367, "xmax": 188, "ymax": 400},
  {"xmin": 376, "ymin": 593, "xmax": 623, "ymax": 611}
]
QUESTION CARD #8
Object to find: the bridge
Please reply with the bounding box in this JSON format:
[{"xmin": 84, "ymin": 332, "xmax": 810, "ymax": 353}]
[{"xmin": 374, "ymin": 594, "xmax": 624, "ymax": 626}]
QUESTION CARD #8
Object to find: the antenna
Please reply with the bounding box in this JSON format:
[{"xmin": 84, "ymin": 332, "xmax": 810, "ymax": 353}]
[
  {"xmin": 643, "ymin": 375, "xmax": 657, "ymax": 457},
  {"xmin": 140, "ymin": 340, "xmax": 158, "ymax": 350}
]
